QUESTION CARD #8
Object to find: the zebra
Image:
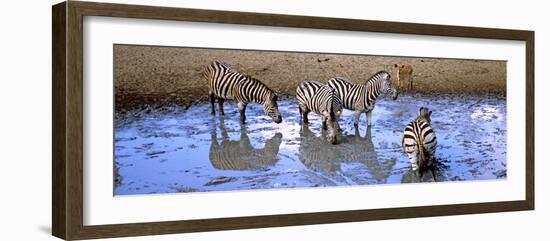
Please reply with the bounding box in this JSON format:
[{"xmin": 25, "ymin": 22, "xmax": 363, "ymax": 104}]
[
  {"xmin": 327, "ymin": 71, "xmax": 398, "ymax": 127},
  {"xmin": 402, "ymin": 107, "xmax": 437, "ymax": 176},
  {"xmin": 296, "ymin": 80, "xmax": 342, "ymax": 144},
  {"xmin": 204, "ymin": 60, "xmax": 282, "ymax": 124}
]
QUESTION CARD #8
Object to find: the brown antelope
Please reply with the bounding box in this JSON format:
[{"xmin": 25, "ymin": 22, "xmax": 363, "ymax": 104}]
[{"xmin": 394, "ymin": 64, "xmax": 414, "ymax": 90}]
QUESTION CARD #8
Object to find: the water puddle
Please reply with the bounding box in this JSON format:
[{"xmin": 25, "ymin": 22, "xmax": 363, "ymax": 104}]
[{"xmin": 114, "ymin": 94, "xmax": 506, "ymax": 195}]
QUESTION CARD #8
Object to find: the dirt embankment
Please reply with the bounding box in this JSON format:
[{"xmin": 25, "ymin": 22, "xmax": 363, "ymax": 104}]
[{"xmin": 114, "ymin": 45, "xmax": 506, "ymax": 111}]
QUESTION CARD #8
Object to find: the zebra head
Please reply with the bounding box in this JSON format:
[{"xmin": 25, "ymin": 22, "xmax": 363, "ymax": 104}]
[
  {"xmin": 418, "ymin": 107, "xmax": 433, "ymax": 123},
  {"xmin": 327, "ymin": 112, "xmax": 340, "ymax": 145},
  {"xmin": 263, "ymin": 92, "xmax": 282, "ymax": 124},
  {"xmin": 380, "ymin": 71, "xmax": 398, "ymax": 100}
]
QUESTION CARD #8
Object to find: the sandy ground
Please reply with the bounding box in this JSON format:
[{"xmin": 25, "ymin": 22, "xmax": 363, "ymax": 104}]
[{"xmin": 114, "ymin": 45, "xmax": 506, "ymax": 111}]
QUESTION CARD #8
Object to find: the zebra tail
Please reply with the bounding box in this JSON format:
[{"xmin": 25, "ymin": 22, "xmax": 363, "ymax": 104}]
[{"xmin": 418, "ymin": 142, "xmax": 426, "ymax": 171}]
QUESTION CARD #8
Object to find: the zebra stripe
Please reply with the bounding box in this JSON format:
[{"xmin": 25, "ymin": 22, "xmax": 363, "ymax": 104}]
[
  {"xmin": 296, "ymin": 81, "xmax": 342, "ymax": 144},
  {"xmin": 327, "ymin": 71, "xmax": 398, "ymax": 126},
  {"xmin": 402, "ymin": 107, "xmax": 437, "ymax": 172},
  {"xmin": 205, "ymin": 60, "xmax": 282, "ymax": 124}
]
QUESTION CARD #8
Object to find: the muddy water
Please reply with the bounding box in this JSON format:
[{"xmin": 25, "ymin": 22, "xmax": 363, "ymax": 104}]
[{"xmin": 114, "ymin": 94, "xmax": 506, "ymax": 195}]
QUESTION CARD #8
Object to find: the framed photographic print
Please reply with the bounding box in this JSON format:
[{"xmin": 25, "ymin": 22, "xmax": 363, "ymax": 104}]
[{"xmin": 52, "ymin": 1, "xmax": 534, "ymax": 240}]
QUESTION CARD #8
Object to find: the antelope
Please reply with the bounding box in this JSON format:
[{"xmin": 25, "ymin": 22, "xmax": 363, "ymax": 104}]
[{"xmin": 394, "ymin": 64, "xmax": 414, "ymax": 90}]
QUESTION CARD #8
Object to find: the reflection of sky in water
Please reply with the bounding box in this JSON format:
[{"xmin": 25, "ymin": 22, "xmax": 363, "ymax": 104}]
[
  {"xmin": 114, "ymin": 94, "xmax": 507, "ymax": 195},
  {"xmin": 471, "ymin": 107, "xmax": 504, "ymax": 121}
]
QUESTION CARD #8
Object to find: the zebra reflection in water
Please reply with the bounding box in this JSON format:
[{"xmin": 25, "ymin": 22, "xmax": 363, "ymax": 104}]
[
  {"xmin": 401, "ymin": 168, "xmax": 441, "ymax": 183},
  {"xmin": 209, "ymin": 117, "xmax": 283, "ymax": 171},
  {"xmin": 298, "ymin": 125, "xmax": 396, "ymax": 184}
]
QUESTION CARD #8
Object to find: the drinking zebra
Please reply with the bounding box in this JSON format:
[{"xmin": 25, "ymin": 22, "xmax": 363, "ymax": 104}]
[
  {"xmin": 327, "ymin": 71, "xmax": 398, "ymax": 127},
  {"xmin": 402, "ymin": 107, "xmax": 437, "ymax": 175},
  {"xmin": 204, "ymin": 60, "xmax": 282, "ymax": 124},
  {"xmin": 296, "ymin": 80, "xmax": 342, "ymax": 144}
]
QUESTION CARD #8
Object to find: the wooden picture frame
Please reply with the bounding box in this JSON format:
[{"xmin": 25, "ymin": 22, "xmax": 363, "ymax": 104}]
[{"xmin": 52, "ymin": 1, "xmax": 534, "ymax": 240}]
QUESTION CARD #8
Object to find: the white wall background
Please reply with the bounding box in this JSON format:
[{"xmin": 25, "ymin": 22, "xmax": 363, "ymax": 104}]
[{"xmin": 0, "ymin": 0, "xmax": 546, "ymax": 240}]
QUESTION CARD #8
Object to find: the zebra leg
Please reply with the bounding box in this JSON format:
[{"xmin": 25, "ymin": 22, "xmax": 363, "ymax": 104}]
[
  {"xmin": 410, "ymin": 151, "xmax": 419, "ymax": 171},
  {"xmin": 353, "ymin": 111, "xmax": 361, "ymax": 127},
  {"xmin": 218, "ymin": 98, "xmax": 225, "ymax": 115},
  {"xmin": 238, "ymin": 102, "xmax": 247, "ymax": 124},
  {"xmin": 209, "ymin": 92, "xmax": 216, "ymax": 115},
  {"xmin": 300, "ymin": 105, "xmax": 310, "ymax": 124},
  {"xmin": 366, "ymin": 111, "xmax": 373, "ymax": 126}
]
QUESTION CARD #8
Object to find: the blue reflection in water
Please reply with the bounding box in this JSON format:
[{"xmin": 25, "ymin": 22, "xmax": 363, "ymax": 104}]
[{"xmin": 114, "ymin": 94, "xmax": 506, "ymax": 195}]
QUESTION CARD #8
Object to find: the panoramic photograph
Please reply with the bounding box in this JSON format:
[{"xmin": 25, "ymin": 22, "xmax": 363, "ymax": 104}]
[{"xmin": 113, "ymin": 44, "xmax": 507, "ymax": 195}]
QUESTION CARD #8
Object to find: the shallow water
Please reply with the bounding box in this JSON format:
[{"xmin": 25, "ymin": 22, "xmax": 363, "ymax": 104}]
[{"xmin": 114, "ymin": 94, "xmax": 506, "ymax": 195}]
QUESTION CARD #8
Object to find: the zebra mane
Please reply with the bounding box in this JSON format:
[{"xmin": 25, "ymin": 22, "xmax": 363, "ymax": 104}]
[
  {"xmin": 334, "ymin": 76, "xmax": 351, "ymax": 82},
  {"xmin": 245, "ymin": 75, "xmax": 276, "ymax": 97},
  {"xmin": 214, "ymin": 60, "xmax": 238, "ymax": 73},
  {"xmin": 365, "ymin": 71, "xmax": 390, "ymax": 86},
  {"xmin": 415, "ymin": 115, "xmax": 428, "ymax": 122},
  {"xmin": 329, "ymin": 89, "xmax": 336, "ymax": 120}
]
